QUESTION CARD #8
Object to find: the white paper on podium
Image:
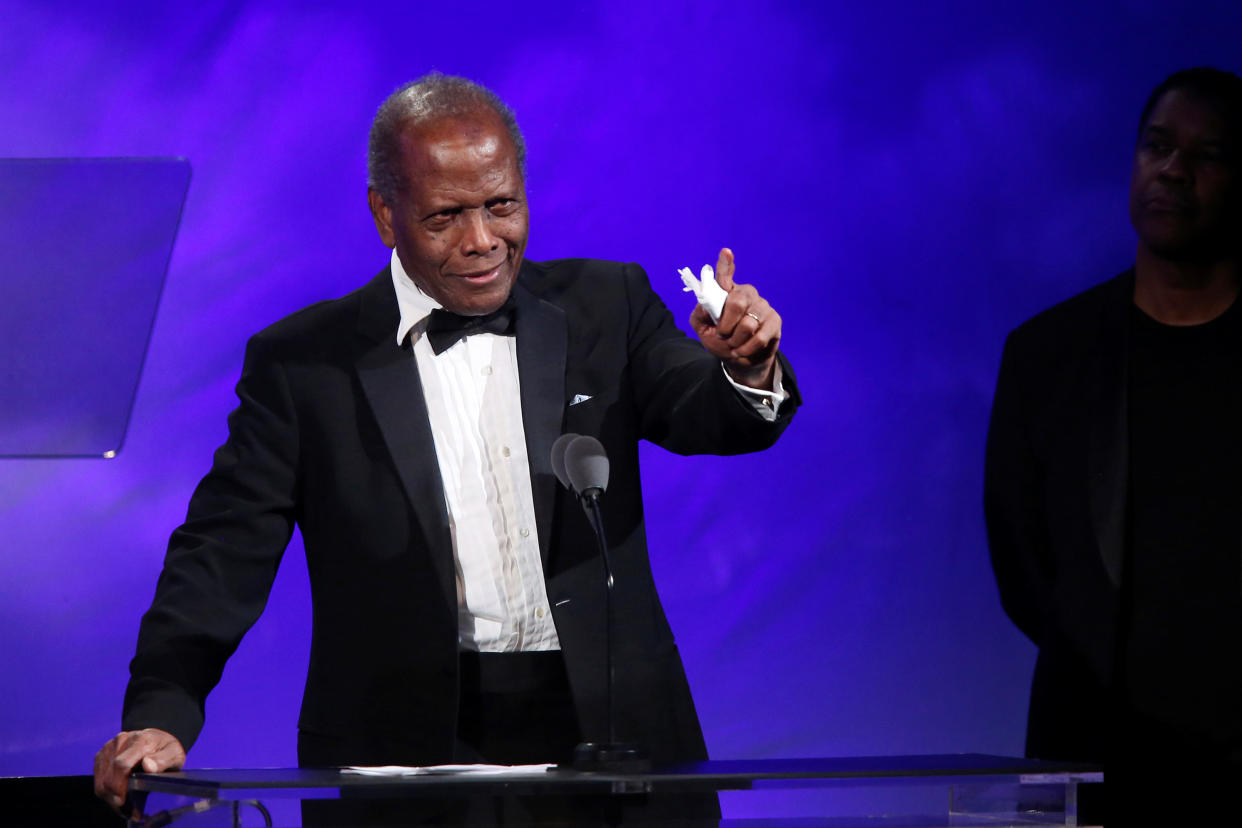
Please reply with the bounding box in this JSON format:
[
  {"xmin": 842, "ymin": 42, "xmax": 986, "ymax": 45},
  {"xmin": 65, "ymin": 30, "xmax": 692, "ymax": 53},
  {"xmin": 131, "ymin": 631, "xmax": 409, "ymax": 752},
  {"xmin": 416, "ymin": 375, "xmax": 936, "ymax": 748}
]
[{"xmin": 341, "ymin": 763, "xmax": 554, "ymax": 776}]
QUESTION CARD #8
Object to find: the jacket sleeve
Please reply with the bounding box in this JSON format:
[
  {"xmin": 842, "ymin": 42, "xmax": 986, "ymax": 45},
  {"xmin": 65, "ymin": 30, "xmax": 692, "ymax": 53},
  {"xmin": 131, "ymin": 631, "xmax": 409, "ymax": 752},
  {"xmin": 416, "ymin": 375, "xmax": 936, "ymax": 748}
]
[
  {"xmin": 122, "ymin": 333, "xmax": 300, "ymax": 750},
  {"xmin": 984, "ymin": 331, "xmax": 1054, "ymax": 647}
]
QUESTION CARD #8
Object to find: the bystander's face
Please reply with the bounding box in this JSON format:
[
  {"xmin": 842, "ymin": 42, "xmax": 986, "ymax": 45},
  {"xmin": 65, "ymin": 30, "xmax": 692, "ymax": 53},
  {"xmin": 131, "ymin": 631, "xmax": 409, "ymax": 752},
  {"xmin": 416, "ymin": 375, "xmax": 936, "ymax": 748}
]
[
  {"xmin": 1129, "ymin": 89, "xmax": 1241, "ymax": 262},
  {"xmin": 369, "ymin": 110, "xmax": 528, "ymax": 315}
]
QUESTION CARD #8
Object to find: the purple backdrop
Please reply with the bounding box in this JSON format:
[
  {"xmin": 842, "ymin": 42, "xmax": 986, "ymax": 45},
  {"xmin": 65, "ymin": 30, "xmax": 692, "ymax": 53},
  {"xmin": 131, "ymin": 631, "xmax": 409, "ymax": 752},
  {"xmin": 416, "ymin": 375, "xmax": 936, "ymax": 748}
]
[{"xmin": 2, "ymin": 0, "xmax": 1239, "ymax": 818}]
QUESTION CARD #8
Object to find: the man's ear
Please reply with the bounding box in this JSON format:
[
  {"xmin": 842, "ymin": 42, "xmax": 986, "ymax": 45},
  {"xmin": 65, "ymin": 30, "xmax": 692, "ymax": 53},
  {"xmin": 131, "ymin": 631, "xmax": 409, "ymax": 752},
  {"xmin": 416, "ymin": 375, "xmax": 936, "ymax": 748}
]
[{"xmin": 367, "ymin": 188, "xmax": 396, "ymax": 248}]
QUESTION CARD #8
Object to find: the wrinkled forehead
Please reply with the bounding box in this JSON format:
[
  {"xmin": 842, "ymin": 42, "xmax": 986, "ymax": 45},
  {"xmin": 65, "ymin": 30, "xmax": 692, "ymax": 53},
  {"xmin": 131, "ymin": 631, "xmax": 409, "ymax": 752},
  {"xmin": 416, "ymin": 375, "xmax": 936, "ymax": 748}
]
[
  {"xmin": 1143, "ymin": 88, "xmax": 1241, "ymax": 148},
  {"xmin": 397, "ymin": 112, "xmax": 520, "ymax": 181}
]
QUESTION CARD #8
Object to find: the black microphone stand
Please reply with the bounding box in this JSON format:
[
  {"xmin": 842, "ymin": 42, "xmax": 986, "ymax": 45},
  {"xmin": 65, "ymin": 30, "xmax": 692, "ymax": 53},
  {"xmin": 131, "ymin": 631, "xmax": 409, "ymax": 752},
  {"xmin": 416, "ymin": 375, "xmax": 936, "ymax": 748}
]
[{"xmin": 571, "ymin": 488, "xmax": 650, "ymax": 772}]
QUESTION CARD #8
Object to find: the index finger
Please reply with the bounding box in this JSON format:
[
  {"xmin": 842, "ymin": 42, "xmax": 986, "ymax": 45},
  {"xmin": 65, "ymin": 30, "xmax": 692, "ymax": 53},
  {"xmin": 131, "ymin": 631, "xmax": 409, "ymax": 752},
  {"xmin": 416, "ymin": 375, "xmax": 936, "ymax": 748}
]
[
  {"xmin": 105, "ymin": 732, "xmax": 178, "ymax": 795},
  {"xmin": 113, "ymin": 731, "xmax": 163, "ymax": 769},
  {"xmin": 123, "ymin": 731, "xmax": 184, "ymax": 772},
  {"xmin": 714, "ymin": 247, "xmax": 736, "ymax": 291},
  {"xmin": 96, "ymin": 734, "xmax": 141, "ymax": 806}
]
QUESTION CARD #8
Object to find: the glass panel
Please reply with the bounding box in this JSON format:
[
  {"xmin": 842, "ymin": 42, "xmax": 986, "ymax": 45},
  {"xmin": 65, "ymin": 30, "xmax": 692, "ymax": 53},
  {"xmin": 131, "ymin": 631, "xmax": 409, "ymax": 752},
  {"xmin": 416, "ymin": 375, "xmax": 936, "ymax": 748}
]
[{"xmin": 0, "ymin": 157, "xmax": 190, "ymax": 457}]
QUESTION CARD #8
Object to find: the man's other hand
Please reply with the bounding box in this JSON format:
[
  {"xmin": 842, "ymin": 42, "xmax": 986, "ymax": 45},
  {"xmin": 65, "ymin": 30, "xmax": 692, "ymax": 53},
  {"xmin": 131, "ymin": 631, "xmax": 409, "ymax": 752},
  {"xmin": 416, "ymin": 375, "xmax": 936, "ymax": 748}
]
[
  {"xmin": 93, "ymin": 728, "xmax": 185, "ymax": 810},
  {"xmin": 689, "ymin": 248, "xmax": 782, "ymax": 389}
]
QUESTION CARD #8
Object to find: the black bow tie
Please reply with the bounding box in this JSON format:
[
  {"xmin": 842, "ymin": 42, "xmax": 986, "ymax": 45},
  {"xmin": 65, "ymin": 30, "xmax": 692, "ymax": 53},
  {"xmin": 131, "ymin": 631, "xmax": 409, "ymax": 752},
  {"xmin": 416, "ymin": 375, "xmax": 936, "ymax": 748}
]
[{"xmin": 425, "ymin": 301, "xmax": 516, "ymax": 355}]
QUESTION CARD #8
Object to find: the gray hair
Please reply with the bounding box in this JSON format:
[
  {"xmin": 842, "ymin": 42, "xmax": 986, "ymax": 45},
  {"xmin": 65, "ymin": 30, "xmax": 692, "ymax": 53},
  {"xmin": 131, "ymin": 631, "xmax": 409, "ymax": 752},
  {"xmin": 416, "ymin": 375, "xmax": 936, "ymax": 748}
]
[{"xmin": 367, "ymin": 73, "xmax": 526, "ymax": 203}]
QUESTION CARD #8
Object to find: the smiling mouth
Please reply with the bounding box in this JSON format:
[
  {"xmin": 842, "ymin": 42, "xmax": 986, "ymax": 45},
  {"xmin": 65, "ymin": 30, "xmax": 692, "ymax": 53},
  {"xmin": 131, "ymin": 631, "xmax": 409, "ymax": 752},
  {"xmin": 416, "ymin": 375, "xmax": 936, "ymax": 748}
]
[{"xmin": 456, "ymin": 264, "xmax": 504, "ymax": 282}]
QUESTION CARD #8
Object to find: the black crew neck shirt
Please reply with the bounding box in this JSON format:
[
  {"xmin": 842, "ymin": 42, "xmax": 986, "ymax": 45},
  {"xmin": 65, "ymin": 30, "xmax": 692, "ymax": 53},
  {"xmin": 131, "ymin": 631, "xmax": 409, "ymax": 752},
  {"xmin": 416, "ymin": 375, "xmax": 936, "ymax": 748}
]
[{"xmin": 1123, "ymin": 297, "xmax": 1242, "ymax": 747}]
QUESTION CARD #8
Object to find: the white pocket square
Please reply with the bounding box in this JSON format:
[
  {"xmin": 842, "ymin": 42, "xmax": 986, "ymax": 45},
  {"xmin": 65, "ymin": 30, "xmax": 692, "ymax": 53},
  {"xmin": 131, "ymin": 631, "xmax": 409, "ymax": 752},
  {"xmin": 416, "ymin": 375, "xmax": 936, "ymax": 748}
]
[{"xmin": 569, "ymin": 394, "xmax": 593, "ymax": 406}]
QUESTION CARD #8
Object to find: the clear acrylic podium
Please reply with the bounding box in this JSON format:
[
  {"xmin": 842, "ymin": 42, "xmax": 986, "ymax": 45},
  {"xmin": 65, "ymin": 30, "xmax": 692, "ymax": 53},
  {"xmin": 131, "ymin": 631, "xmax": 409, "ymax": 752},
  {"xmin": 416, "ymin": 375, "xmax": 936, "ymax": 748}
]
[{"xmin": 129, "ymin": 754, "xmax": 1102, "ymax": 827}]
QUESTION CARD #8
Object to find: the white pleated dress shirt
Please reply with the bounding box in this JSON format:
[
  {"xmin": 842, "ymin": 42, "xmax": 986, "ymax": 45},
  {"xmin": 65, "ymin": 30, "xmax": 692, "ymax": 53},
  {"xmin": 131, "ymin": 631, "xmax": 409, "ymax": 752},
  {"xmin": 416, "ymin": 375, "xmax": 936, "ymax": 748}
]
[{"xmin": 391, "ymin": 251, "xmax": 559, "ymax": 652}]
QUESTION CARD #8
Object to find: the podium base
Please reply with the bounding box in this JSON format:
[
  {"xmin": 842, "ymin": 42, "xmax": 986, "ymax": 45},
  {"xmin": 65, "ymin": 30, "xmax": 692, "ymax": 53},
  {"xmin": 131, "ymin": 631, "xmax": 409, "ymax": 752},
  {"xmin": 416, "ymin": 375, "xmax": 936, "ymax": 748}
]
[{"xmin": 568, "ymin": 742, "xmax": 651, "ymax": 772}]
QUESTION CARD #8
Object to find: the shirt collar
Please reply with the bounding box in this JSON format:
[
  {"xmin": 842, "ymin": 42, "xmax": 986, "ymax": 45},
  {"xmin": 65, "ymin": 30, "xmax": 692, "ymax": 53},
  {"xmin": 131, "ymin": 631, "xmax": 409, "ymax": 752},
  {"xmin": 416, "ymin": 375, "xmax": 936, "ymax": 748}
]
[{"xmin": 390, "ymin": 248, "xmax": 442, "ymax": 346}]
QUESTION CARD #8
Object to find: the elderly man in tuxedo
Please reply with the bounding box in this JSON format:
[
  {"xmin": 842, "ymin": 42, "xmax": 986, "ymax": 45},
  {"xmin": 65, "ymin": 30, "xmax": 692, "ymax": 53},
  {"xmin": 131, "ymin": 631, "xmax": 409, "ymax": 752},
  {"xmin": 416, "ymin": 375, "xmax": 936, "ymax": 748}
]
[{"xmin": 94, "ymin": 73, "xmax": 799, "ymax": 819}]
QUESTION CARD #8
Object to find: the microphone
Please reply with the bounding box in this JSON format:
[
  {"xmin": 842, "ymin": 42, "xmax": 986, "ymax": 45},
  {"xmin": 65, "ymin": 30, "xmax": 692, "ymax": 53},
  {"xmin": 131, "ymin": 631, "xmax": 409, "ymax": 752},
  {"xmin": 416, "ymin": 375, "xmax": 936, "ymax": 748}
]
[
  {"xmin": 549, "ymin": 433, "xmax": 649, "ymax": 772},
  {"xmin": 563, "ymin": 435, "xmax": 609, "ymax": 502}
]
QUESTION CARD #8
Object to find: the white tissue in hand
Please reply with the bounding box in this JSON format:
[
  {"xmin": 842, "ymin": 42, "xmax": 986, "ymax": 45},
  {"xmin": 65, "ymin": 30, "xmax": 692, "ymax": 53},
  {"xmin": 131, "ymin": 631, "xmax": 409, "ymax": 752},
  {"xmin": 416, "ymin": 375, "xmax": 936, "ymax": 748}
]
[{"xmin": 678, "ymin": 264, "xmax": 728, "ymax": 324}]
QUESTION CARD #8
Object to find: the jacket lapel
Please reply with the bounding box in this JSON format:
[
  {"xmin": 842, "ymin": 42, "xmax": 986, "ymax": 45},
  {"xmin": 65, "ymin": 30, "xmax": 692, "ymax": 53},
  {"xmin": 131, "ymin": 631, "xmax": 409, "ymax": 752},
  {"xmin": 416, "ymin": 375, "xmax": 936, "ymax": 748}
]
[
  {"xmin": 353, "ymin": 267, "xmax": 456, "ymax": 606},
  {"xmin": 511, "ymin": 273, "xmax": 568, "ymax": 568},
  {"xmin": 1087, "ymin": 270, "xmax": 1134, "ymax": 587}
]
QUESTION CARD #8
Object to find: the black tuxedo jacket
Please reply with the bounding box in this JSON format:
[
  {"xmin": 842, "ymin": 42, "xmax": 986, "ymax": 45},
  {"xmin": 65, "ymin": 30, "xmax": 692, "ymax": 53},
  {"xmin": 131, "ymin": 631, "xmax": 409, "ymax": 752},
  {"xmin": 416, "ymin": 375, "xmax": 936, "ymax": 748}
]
[
  {"xmin": 984, "ymin": 271, "xmax": 1135, "ymax": 760},
  {"xmin": 123, "ymin": 258, "xmax": 799, "ymax": 766}
]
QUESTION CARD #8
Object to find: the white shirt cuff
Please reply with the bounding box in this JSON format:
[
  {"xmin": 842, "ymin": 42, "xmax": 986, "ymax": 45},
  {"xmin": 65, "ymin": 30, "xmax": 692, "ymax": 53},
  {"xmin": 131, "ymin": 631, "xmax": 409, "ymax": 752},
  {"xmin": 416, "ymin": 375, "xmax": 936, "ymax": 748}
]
[{"xmin": 722, "ymin": 360, "xmax": 786, "ymax": 422}]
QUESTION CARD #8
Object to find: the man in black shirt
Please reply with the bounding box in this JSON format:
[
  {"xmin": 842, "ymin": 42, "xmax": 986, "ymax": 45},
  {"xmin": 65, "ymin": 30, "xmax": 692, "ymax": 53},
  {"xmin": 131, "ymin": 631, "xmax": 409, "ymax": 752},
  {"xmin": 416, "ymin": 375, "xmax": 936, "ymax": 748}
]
[{"xmin": 985, "ymin": 66, "xmax": 1242, "ymax": 820}]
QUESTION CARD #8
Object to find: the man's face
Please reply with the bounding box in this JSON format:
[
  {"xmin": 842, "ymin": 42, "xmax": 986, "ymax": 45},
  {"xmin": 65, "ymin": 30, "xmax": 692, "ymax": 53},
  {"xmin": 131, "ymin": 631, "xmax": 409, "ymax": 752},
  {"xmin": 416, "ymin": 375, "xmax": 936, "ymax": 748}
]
[
  {"xmin": 369, "ymin": 111, "xmax": 528, "ymax": 315},
  {"xmin": 1129, "ymin": 89, "xmax": 1240, "ymax": 262}
]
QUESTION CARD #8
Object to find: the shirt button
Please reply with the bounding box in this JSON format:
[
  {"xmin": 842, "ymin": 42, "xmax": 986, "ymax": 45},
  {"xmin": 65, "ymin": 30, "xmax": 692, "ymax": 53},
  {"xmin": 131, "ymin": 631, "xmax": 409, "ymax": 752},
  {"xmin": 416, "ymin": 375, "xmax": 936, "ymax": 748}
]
[
  {"xmin": 501, "ymin": 446, "xmax": 511, "ymax": 458},
  {"xmin": 482, "ymin": 365, "xmax": 493, "ymax": 376},
  {"xmin": 519, "ymin": 527, "xmax": 530, "ymax": 538},
  {"xmin": 535, "ymin": 607, "xmax": 545, "ymax": 618}
]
